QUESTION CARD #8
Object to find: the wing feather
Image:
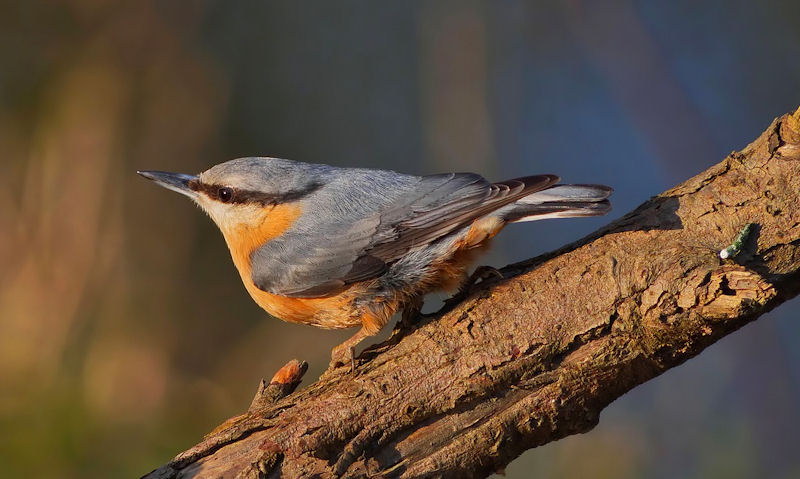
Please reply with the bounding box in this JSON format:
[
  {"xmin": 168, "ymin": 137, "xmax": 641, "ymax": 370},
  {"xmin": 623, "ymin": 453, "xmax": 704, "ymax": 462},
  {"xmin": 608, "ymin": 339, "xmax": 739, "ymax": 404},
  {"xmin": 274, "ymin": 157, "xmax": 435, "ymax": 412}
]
[{"xmin": 251, "ymin": 172, "xmax": 559, "ymax": 297}]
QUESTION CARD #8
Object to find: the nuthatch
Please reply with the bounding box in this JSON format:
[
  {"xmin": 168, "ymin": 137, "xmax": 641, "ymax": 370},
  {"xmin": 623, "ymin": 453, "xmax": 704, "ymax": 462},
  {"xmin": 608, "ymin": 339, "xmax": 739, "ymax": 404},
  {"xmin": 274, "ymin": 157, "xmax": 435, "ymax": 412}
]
[{"xmin": 138, "ymin": 158, "xmax": 612, "ymax": 368}]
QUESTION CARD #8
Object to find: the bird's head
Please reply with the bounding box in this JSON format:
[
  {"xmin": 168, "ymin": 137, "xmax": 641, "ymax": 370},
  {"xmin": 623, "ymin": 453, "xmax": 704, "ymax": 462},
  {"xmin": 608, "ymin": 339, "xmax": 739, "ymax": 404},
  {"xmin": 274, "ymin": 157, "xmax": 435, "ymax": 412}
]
[{"xmin": 138, "ymin": 157, "xmax": 323, "ymax": 243}]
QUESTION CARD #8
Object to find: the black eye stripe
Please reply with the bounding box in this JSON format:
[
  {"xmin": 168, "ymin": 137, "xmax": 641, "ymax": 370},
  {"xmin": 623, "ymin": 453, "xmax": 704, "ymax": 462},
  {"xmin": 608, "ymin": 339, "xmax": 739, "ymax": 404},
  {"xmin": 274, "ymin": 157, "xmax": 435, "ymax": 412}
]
[{"xmin": 187, "ymin": 179, "xmax": 322, "ymax": 205}]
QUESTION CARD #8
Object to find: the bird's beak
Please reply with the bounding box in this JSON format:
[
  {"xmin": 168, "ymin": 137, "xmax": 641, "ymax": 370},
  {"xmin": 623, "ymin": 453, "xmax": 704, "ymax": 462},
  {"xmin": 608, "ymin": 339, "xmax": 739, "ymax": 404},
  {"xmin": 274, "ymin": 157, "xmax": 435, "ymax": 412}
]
[{"xmin": 137, "ymin": 170, "xmax": 199, "ymax": 199}]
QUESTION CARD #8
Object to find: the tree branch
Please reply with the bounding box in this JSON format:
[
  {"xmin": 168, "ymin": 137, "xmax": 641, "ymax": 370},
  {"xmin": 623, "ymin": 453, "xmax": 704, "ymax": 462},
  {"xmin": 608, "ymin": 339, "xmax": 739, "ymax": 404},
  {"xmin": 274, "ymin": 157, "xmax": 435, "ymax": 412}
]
[{"xmin": 144, "ymin": 107, "xmax": 800, "ymax": 479}]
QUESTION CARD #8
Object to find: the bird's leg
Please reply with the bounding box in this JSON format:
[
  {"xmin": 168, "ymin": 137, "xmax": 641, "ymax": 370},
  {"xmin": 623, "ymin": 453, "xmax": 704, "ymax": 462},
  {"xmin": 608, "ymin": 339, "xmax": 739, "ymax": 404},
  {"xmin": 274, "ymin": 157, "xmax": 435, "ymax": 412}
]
[
  {"xmin": 329, "ymin": 326, "xmax": 372, "ymax": 371},
  {"xmin": 461, "ymin": 265, "xmax": 504, "ymax": 293},
  {"xmin": 399, "ymin": 295, "xmax": 424, "ymax": 328},
  {"xmin": 440, "ymin": 266, "xmax": 504, "ymax": 313}
]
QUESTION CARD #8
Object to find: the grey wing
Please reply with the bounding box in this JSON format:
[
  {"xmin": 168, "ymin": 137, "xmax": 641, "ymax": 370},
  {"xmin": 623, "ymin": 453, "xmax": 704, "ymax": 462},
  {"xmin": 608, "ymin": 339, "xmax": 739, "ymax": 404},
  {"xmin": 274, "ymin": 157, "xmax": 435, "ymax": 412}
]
[{"xmin": 250, "ymin": 172, "xmax": 558, "ymax": 298}]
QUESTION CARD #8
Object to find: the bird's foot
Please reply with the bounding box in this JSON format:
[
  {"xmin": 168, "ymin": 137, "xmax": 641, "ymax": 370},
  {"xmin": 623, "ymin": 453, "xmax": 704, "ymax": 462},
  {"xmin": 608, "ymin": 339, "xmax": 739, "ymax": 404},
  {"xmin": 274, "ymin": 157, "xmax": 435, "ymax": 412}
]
[
  {"xmin": 328, "ymin": 326, "xmax": 372, "ymax": 372},
  {"xmin": 461, "ymin": 265, "xmax": 504, "ymax": 293},
  {"xmin": 399, "ymin": 296, "xmax": 424, "ymax": 329},
  {"xmin": 329, "ymin": 343, "xmax": 356, "ymax": 372},
  {"xmin": 440, "ymin": 266, "xmax": 504, "ymax": 313}
]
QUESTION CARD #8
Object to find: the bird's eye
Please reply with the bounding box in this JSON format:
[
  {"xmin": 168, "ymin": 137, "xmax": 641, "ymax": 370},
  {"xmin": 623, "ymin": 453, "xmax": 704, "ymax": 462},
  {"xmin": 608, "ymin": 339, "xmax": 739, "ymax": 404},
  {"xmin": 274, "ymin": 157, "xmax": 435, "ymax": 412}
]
[{"xmin": 218, "ymin": 187, "xmax": 234, "ymax": 203}]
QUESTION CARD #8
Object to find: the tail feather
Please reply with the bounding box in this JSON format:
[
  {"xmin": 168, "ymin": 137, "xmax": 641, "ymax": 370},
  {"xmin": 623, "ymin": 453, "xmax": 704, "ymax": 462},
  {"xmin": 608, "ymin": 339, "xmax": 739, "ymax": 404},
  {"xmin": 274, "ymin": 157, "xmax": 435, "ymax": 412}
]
[
  {"xmin": 516, "ymin": 184, "xmax": 613, "ymax": 203},
  {"xmin": 503, "ymin": 183, "xmax": 613, "ymax": 223}
]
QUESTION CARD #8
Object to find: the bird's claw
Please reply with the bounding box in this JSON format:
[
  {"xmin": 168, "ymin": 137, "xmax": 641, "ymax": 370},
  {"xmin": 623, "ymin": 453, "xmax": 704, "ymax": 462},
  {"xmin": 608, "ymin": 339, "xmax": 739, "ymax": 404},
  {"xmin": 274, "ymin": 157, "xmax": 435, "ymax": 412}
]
[
  {"xmin": 329, "ymin": 344, "xmax": 356, "ymax": 372},
  {"xmin": 439, "ymin": 266, "xmax": 504, "ymax": 313},
  {"xmin": 462, "ymin": 265, "xmax": 504, "ymax": 293}
]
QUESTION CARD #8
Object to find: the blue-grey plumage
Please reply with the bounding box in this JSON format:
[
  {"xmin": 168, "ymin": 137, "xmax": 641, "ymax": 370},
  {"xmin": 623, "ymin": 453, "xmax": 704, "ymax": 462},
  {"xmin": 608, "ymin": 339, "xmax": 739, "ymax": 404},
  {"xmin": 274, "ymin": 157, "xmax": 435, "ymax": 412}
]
[{"xmin": 138, "ymin": 157, "xmax": 612, "ymax": 368}]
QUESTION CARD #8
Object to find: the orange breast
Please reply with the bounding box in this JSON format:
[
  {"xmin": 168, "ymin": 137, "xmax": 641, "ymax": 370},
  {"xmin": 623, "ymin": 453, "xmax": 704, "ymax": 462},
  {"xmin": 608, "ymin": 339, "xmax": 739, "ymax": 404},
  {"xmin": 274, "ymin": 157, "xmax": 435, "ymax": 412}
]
[
  {"xmin": 220, "ymin": 203, "xmax": 359, "ymax": 329},
  {"xmin": 220, "ymin": 207, "xmax": 508, "ymax": 330}
]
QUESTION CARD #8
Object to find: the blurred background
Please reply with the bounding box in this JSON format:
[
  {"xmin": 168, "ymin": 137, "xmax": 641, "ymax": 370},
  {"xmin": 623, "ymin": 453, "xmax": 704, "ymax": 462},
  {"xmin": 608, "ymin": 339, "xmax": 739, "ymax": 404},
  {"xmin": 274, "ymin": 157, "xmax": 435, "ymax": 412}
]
[{"xmin": 1, "ymin": 1, "xmax": 799, "ymax": 477}]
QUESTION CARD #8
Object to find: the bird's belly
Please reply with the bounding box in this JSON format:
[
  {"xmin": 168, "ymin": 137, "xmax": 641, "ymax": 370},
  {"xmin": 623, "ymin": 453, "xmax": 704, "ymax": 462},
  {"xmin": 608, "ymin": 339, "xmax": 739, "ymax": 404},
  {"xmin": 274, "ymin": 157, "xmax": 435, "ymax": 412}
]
[{"xmin": 242, "ymin": 278, "xmax": 361, "ymax": 329}]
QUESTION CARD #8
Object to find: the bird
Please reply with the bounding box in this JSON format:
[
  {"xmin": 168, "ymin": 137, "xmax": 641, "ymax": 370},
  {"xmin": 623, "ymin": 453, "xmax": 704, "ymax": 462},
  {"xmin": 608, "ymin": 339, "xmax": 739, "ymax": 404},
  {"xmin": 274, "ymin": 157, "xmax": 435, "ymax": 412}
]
[{"xmin": 138, "ymin": 158, "xmax": 612, "ymax": 369}]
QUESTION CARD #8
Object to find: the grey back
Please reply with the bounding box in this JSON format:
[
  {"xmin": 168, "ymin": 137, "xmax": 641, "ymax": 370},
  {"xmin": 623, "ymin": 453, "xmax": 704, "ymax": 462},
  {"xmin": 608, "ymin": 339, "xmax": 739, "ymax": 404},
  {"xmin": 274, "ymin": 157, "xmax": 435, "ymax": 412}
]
[{"xmin": 246, "ymin": 159, "xmax": 556, "ymax": 297}]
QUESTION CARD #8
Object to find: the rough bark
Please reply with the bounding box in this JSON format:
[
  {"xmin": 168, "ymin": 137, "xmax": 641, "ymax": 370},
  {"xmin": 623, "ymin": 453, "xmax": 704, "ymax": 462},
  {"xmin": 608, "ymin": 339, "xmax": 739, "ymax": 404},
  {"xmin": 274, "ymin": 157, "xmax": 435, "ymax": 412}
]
[{"xmin": 144, "ymin": 108, "xmax": 800, "ymax": 479}]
